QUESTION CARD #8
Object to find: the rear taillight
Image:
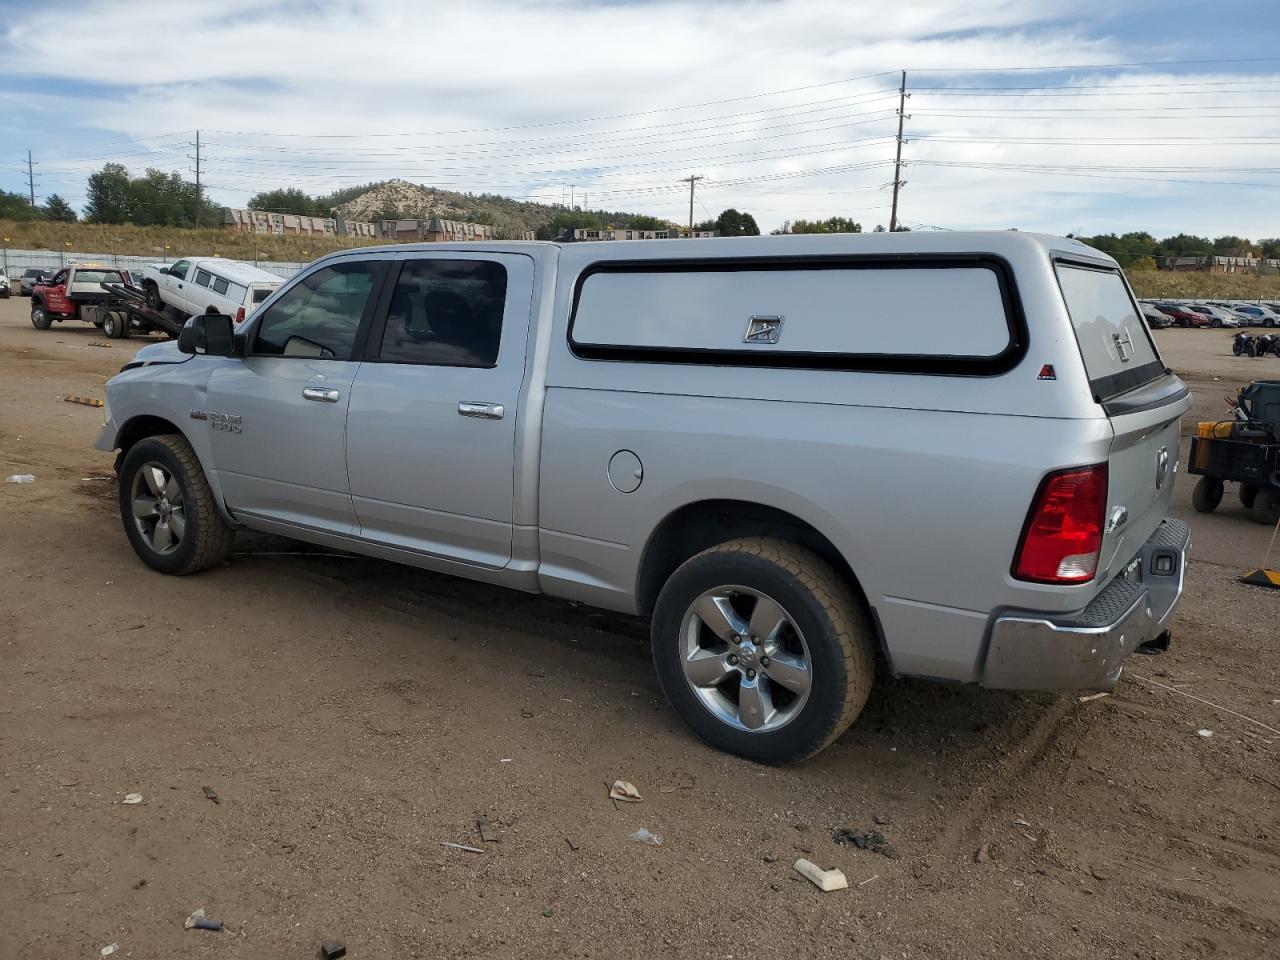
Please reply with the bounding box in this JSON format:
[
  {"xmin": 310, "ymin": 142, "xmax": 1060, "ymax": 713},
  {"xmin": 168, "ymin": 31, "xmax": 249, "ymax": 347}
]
[
  {"xmin": 1013, "ymin": 464, "xmax": 1108, "ymax": 584},
  {"xmin": 235, "ymin": 307, "xmax": 246, "ymax": 324}
]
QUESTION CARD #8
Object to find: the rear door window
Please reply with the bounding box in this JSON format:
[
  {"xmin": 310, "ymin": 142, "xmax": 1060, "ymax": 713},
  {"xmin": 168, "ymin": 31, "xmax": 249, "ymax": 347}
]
[
  {"xmin": 1056, "ymin": 264, "xmax": 1163, "ymax": 400},
  {"xmin": 374, "ymin": 259, "xmax": 507, "ymax": 368}
]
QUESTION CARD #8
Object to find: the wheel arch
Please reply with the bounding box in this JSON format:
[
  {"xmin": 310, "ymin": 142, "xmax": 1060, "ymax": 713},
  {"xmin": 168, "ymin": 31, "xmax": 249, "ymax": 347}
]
[
  {"xmin": 114, "ymin": 414, "xmax": 240, "ymax": 528},
  {"xmin": 115, "ymin": 413, "xmax": 187, "ymax": 456},
  {"xmin": 635, "ymin": 498, "xmax": 870, "ymax": 620}
]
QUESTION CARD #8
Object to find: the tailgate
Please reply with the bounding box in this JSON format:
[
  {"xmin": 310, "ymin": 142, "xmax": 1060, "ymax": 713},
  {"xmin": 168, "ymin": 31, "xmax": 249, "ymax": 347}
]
[
  {"xmin": 1100, "ymin": 397, "xmax": 1188, "ymax": 580},
  {"xmin": 1054, "ymin": 259, "xmax": 1192, "ymax": 583}
]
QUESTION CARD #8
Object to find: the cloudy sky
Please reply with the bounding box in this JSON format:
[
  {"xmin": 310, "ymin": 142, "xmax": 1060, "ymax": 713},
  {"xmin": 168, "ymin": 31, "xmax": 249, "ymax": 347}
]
[{"xmin": 1, "ymin": 0, "xmax": 1278, "ymax": 237}]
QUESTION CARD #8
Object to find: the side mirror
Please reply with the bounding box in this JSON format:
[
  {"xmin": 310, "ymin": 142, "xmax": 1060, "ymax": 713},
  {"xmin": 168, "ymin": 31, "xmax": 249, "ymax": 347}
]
[
  {"xmin": 177, "ymin": 314, "xmax": 240, "ymax": 357},
  {"xmin": 158, "ymin": 267, "xmax": 171, "ymax": 276}
]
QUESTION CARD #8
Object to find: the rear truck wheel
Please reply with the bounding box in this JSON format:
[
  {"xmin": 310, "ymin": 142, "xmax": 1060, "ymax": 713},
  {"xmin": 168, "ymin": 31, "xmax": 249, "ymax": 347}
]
[
  {"xmin": 144, "ymin": 283, "xmax": 163, "ymax": 312},
  {"xmin": 103, "ymin": 310, "xmax": 130, "ymax": 339},
  {"xmin": 30, "ymin": 303, "xmax": 52, "ymax": 329},
  {"xmin": 1239, "ymin": 484, "xmax": 1258, "ymax": 510},
  {"xmin": 118, "ymin": 434, "xmax": 233, "ymax": 576},
  {"xmin": 1191, "ymin": 476, "xmax": 1223, "ymax": 513},
  {"xmin": 1252, "ymin": 489, "xmax": 1280, "ymax": 526},
  {"xmin": 651, "ymin": 537, "xmax": 875, "ymax": 764}
]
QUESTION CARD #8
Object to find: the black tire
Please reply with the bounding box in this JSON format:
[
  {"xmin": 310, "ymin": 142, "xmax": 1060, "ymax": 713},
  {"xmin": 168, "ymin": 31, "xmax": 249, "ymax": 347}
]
[
  {"xmin": 651, "ymin": 537, "xmax": 875, "ymax": 764},
  {"xmin": 1211, "ymin": 318, "xmax": 1222, "ymax": 328},
  {"xmin": 1252, "ymin": 489, "xmax": 1280, "ymax": 526},
  {"xmin": 144, "ymin": 283, "xmax": 163, "ymax": 312},
  {"xmin": 118, "ymin": 434, "xmax": 233, "ymax": 575},
  {"xmin": 1239, "ymin": 484, "xmax": 1259, "ymax": 510},
  {"xmin": 1191, "ymin": 476, "xmax": 1223, "ymax": 513},
  {"xmin": 1265, "ymin": 318, "xmax": 1275, "ymax": 328},
  {"xmin": 103, "ymin": 310, "xmax": 130, "ymax": 339},
  {"xmin": 30, "ymin": 302, "xmax": 52, "ymax": 329}
]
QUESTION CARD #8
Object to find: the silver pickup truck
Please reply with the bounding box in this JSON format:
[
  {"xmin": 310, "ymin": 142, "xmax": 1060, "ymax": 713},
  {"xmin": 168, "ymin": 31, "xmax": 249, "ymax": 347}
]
[{"xmin": 97, "ymin": 232, "xmax": 1191, "ymax": 763}]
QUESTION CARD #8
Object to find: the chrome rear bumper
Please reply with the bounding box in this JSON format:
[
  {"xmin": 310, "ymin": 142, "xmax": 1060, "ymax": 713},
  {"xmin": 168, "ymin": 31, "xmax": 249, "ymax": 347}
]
[{"xmin": 981, "ymin": 519, "xmax": 1190, "ymax": 692}]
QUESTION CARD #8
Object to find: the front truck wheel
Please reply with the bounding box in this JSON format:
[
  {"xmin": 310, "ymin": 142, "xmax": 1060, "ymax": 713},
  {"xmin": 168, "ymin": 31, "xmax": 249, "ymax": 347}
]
[
  {"xmin": 1192, "ymin": 476, "xmax": 1223, "ymax": 513},
  {"xmin": 118, "ymin": 434, "xmax": 233, "ymax": 575},
  {"xmin": 651, "ymin": 537, "xmax": 875, "ymax": 764}
]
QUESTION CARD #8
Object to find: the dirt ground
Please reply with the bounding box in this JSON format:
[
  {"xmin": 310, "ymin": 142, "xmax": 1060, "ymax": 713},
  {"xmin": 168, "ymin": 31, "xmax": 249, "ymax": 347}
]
[{"xmin": 1, "ymin": 300, "xmax": 1277, "ymax": 960}]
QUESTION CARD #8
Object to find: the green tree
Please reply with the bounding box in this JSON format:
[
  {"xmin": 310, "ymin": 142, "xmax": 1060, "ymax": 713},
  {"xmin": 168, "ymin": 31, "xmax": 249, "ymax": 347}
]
[
  {"xmin": 85, "ymin": 162, "xmax": 132, "ymax": 223},
  {"xmin": 536, "ymin": 210, "xmax": 604, "ymax": 241},
  {"xmin": 248, "ymin": 188, "xmax": 328, "ymax": 217},
  {"xmin": 1261, "ymin": 238, "xmax": 1280, "ymax": 259},
  {"xmin": 775, "ymin": 216, "xmax": 862, "ymax": 235},
  {"xmin": 1212, "ymin": 235, "xmax": 1255, "ymax": 257},
  {"xmin": 709, "ymin": 208, "xmax": 759, "ymax": 237},
  {"xmin": 42, "ymin": 194, "xmax": 78, "ymax": 222},
  {"xmin": 84, "ymin": 163, "xmax": 219, "ymax": 227},
  {"xmin": 1154, "ymin": 233, "xmax": 1213, "ymax": 258},
  {"xmin": 626, "ymin": 215, "xmax": 674, "ymax": 231},
  {"xmin": 0, "ymin": 189, "xmax": 40, "ymax": 221}
]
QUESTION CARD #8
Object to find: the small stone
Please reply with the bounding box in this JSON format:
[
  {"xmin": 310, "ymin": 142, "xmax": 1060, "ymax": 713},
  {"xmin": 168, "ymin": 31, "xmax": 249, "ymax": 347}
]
[
  {"xmin": 521, "ymin": 710, "xmax": 534, "ymax": 719},
  {"xmin": 542, "ymin": 908, "xmax": 554, "ymax": 918},
  {"xmin": 319, "ymin": 939, "xmax": 347, "ymax": 959},
  {"xmin": 794, "ymin": 821, "xmax": 811, "ymax": 832},
  {"xmin": 1090, "ymin": 865, "xmax": 1109, "ymax": 881},
  {"xmin": 762, "ymin": 853, "xmax": 779, "ymax": 863},
  {"xmin": 974, "ymin": 843, "xmax": 991, "ymax": 864},
  {"xmin": 873, "ymin": 814, "xmax": 891, "ymax": 826}
]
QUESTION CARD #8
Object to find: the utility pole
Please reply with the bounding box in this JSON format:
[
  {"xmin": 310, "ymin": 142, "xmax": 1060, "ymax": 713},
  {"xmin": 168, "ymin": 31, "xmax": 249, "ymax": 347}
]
[
  {"xmin": 24, "ymin": 150, "xmax": 37, "ymax": 208},
  {"xmin": 889, "ymin": 71, "xmax": 908, "ymax": 233},
  {"xmin": 570, "ymin": 185, "xmax": 575, "ymax": 209},
  {"xmin": 680, "ymin": 174, "xmax": 704, "ymax": 234},
  {"xmin": 189, "ymin": 130, "xmax": 202, "ymax": 227}
]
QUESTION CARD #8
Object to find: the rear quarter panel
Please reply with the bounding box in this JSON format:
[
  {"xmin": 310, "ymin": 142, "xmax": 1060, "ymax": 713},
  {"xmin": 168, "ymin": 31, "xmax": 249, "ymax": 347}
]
[{"xmin": 536, "ymin": 233, "xmax": 1130, "ymax": 682}]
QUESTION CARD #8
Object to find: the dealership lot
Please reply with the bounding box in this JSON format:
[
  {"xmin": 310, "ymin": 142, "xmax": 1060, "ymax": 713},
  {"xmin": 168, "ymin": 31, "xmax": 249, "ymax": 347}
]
[{"xmin": 1, "ymin": 302, "xmax": 1277, "ymax": 958}]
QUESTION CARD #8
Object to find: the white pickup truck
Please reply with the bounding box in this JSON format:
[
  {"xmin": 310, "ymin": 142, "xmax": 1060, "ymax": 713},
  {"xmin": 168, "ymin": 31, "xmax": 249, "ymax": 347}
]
[{"xmin": 142, "ymin": 257, "xmax": 282, "ymax": 324}]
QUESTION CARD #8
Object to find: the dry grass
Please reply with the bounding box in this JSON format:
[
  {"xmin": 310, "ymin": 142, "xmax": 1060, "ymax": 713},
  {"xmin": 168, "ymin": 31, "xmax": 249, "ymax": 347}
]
[
  {"xmin": 1128, "ymin": 270, "xmax": 1280, "ymax": 301},
  {"xmin": 0, "ymin": 219, "xmax": 385, "ymax": 262}
]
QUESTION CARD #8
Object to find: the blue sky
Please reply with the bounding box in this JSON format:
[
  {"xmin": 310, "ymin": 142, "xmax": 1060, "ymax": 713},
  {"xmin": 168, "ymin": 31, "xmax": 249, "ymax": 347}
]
[{"xmin": 1, "ymin": 0, "xmax": 1278, "ymax": 237}]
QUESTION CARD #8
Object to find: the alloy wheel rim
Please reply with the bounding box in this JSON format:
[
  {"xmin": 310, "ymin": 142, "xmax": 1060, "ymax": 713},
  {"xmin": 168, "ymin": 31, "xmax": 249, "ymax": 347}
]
[
  {"xmin": 130, "ymin": 461, "xmax": 186, "ymax": 555},
  {"xmin": 679, "ymin": 585, "xmax": 812, "ymax": 733}
]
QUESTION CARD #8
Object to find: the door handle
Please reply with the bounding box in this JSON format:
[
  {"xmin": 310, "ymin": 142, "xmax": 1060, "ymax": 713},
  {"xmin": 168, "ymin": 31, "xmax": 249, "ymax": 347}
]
[
  {"xmin": 303, "ymin": 387, "xmax": 341, "ymax": 403},
  {"xmin": 458, "ymin": 401, "xmax": 504, "ymax": 420}
]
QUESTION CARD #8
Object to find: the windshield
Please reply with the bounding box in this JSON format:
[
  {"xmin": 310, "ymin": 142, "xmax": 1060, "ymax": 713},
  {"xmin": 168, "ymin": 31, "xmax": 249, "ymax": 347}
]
[
  {"xmin": 1056, "ymin": 263, "xmax": 1164, "ymax": 401},
  {"xmin": 74, "ymin": 270, "xmax": 125, "ymax": 285}
]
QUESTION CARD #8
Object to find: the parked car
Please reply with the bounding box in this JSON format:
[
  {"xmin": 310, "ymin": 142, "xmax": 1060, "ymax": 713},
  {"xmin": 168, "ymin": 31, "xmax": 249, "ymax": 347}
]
[
  {"xmin": 1188, "ymin": 304, "xmax": 1241, "ymax": 328},
  {"xmin": 1140, "ymin": 303, "xmax": 1171, "ymax": 329},
  {"xmin": 1153, "ymin": 302, "xmax": 1209, "ymax": 327},
  {"xmin": 19, "ymin": 266, "xmax": 55, "ymax": 296},
  {"xmin": 0, "ymin": 268, "xmax": 10, "ymax": 298},
  {"xmin": 97, "ymin": 232, "xmax": 1191, "ymax": 763},
  {"xmin": 1232, "ymin": 305, "xmax": 1280, "ymax": 328},
  {"xmin": 142, "ymin": 258, "xmax": 282, "ymax": 325},
  {"xmin": 30, "ymin": 264, "xmax": 131, "ymax": 333}
]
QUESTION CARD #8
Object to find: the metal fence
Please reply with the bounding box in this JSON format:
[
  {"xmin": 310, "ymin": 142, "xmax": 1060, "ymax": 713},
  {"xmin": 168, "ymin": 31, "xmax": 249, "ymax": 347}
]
[{"xmin": 0, "ymin": 247, "xmax": 306, "ymax": 281}]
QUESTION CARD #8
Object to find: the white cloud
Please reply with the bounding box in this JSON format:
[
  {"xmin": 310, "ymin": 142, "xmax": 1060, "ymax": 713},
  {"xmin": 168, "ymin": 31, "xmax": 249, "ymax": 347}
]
[{"xmin": 4, "ymin": 0, "xmax": 1277, "ymax": 237}]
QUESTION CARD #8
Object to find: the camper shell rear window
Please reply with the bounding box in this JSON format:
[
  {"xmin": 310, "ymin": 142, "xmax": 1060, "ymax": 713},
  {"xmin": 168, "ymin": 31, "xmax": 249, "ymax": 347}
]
[
  {"xmin": 1055, "ymin": 261, "xmax": 1165, "ymax": 401},
  {"xmin": 567, "ymin": 255, "xmax": 1027, "ymax": 375}
]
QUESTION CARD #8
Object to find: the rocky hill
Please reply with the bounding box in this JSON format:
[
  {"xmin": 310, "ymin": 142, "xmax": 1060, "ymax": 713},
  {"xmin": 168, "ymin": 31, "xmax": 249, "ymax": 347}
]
[{"xmin": 327, "ymin": 179, "xmax": 667, "ymax": 240}]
